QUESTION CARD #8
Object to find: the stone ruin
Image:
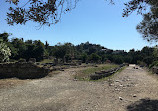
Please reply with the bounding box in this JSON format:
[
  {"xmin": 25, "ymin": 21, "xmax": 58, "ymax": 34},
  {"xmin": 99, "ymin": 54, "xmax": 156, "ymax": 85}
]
[
  {"xmin": 0, "ymin": 61, "xmax": 50, "ymax": 79},
  {"xmin": 90, "ymin": 64, "xmax": 126, "ymax": 80}
]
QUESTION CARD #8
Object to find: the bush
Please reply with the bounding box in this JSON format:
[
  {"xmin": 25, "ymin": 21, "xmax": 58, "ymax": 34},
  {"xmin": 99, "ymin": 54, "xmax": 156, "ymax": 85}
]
[
  {"xmin": 89, "ymin": 53, "xmax": 101, "ymax": 63},
  {"xmin": 137, "ymin": 61, "xmax": 147, "ymax": 67},
  {"xmin": 0, "ymin": 42, "xmax": 11, "ymax": 62},
  {"xmin": 113, "ymin": 55, "xmax": 124, "ymax": 64},
  {"xmin": 149, "ymin": 61, "xmax": 158, "ymax": 69}
]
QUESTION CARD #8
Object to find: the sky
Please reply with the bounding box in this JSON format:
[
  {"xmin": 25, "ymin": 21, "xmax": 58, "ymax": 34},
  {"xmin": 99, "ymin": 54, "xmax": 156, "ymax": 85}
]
[{"xmin": 0, "ymin": 0, "xmax": 157, "ymax": 51}]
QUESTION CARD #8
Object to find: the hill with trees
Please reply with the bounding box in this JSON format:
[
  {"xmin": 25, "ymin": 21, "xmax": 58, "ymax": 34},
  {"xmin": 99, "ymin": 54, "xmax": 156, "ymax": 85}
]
[{"xmin": 0, "ymin": 32, "xmax": 157, "ymax": 69}]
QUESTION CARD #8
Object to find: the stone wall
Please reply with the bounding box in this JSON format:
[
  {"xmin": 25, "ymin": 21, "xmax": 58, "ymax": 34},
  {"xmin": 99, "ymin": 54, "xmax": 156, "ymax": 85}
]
[
  {"xmin": 90, "ymin": 64, "xmax": 126, "ymax": 80},
  {"xmin": 0, "ymin": 62, "xmax": 50, "ymax": 79}
]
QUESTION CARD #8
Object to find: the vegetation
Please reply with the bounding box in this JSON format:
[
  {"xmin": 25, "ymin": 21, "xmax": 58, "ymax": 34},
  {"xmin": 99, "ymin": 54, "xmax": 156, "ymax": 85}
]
[
  {"xmin": 149, "ymin": 61, "xmax": 158, "ymax": 69},
  {"xmin": 0, "ymin": 32, "xmax": 157, "ymax": 70},
  {"xmin": 123, "ymin": 0, "xmax": 158, "ymax": 42},
  {"xmin": 40, "ymin": 59, "xmax": 54, "ymax": 64},
  {"xmin": 0, "ymin": 42, "xmax": 11, "ymax": 62},
  {"xmin": 74, "ymin": 64, "xmax": 118, "ymax": 81}
]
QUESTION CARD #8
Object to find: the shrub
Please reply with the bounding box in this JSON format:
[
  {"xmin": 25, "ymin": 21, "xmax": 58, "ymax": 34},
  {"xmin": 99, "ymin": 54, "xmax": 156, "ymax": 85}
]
[
  {"xmin": 0, "ymin": 42, "xmax": 11, "ymax": 62},
  {"xmin": 149, "ymin": 61, "xmax": 158, "ymax": 69}
]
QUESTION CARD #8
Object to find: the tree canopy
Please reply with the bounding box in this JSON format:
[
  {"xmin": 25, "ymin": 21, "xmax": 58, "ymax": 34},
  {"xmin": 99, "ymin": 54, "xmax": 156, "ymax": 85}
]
[
  {"xmin": 6, "ymin": 0, "xmax": 79, "ymax": 26},
  {"xmin": 5, "ymin": 0, "xmax": 158, "ymax": 42},
  {"xmin": 122, "ymin": 0, "xmax": 158, "ymax": 42}
]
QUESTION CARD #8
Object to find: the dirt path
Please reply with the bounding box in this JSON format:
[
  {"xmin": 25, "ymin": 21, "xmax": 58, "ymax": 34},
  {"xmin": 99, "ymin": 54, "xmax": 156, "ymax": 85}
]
[{"xmin": 0, "ymin": 65, "xmax": 158, "ymax": 111}]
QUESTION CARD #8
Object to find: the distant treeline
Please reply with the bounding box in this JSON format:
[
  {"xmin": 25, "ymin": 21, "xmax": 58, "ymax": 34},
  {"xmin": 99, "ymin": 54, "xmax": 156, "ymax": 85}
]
[{"xmin": 0, "ymin": 32, "xmax": 158, "ymax": 68}]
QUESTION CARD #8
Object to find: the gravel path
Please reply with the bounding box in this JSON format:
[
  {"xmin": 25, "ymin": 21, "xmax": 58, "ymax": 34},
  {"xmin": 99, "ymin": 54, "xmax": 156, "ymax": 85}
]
[{"xmin": 0, "ymin": 65, "xmax": 158, "ymax": 111}]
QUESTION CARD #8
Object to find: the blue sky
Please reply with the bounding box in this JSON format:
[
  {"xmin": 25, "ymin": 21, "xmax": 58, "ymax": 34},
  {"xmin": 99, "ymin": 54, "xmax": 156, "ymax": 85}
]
[{"xmin": 0, "ymin": 0, "xmax": 157, "ymax": 51}]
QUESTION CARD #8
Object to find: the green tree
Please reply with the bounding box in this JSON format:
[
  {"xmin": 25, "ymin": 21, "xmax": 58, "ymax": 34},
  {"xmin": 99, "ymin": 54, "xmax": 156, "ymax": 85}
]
[
  {"xmin": 24, "ymin": 44, "xmax": 35, "ymax": 60},
  {"xmin": 113, "ymin": 55, "xmax": 124, "ymax": 64},
  {"xmin": 6, "ymin": 0, "xmax": 79, "ymax": 26},
  {"xmin": 0, "ymin": 32, "xmax": 10, "ymax": 42},
  {"xmin": 33, "ymin": 40, "xmax": 46, "ymax": 61},
  {"xmin": 153, "ymin": 46, "xmax": 158, "ymax": 59},
  {"xmin": 81, "ymin": 53, "xmax": 88, "ymax": 63},
  {"xmin": 124, "ymin": 56, "xmax": 132, "ymax": 63},
  {"xmin": 89, "ymin": 53, "xmax": 101, "ymax": 63},
  {"xmin": 9, "ymin": 38, "xmax": 26, "ymax": 60},
  {"xmin": 123, "ymin": 0, "xmax": 158, "ymax": 42},
  {"xmin": 53, "ymin": 44, "xmax": 67, "ymax": 63},
  {"xmin": 45, "ymin": 41, "xmax": 49, "ymax": 49}
]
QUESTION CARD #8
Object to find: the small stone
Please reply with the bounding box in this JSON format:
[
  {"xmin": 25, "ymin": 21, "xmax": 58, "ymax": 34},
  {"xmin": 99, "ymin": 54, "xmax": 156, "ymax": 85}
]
[
  {"xmin": 123, "ymin": 86, "xmax": 126, "ymax": 89},
  {"xmin": 119, "ymin": 84, "xmax": 123, "ymax": 87},
  {"xmin": 73, "ymin": 79, "xmax": 77, "ymax": 81},
  {"xmin": 119, "ymin": 97, "xmax": 123, "ymax": 100},
  {"xmin": 109, "ymin": 84, "xmax": 114, "ymax": 86},
  {"xmin": 115, "ymin": 89, "xmax": 120, "ymax": 91},
  {"xmin": 115, "ymin": 80, "xmax": 120, "ymax": 82},
  {"xmin": 133, "ymin": 94, "xmax": 137, "ymax": 97}
]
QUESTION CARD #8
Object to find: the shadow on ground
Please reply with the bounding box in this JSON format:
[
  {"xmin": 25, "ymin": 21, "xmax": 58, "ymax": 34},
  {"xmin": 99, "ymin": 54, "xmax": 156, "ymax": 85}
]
[{"xmin": 127, "ymin": 98, "xmax": 158, "ymax": 111}]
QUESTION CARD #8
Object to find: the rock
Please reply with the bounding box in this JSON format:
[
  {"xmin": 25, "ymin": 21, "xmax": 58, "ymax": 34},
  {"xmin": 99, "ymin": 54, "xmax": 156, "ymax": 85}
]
[
  {"xmin": 115, "ymin": 89, "xmax": 120, "ymax": 91},
  {"xmin": 119, "ymin": 84, "xmax": 123, "ymax": 87},
  {"xmin": 109, "ymin": 84, "xmax": 114, "ymax": 86},
  {"xmin": 115, "ymin": 80, "xmax": 120, "ymax": 82},
  {"xmin": 60, "ymin": 69, "xmax": 64, "ymax": 71},
  {"xmin": 126, "ymin": 84, "xmax": 131, "ymax": 87},
  {"xmin": 133, "ymin": 94, "xmax": 137, "ymax": 97},
  {"xmin": 73, "ymin": 79, "xmax": 77, "ymax": 81},
  {"xmin": 119, "ymin": 97, "xmax": 123, "ymax": 100}
]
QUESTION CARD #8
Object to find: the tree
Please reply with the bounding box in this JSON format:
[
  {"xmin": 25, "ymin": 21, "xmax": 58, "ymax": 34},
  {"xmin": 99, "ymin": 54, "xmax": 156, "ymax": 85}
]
[
  {"xmin": 123, "ymin": 0, "xmax": 158, "ymax": 42},
  {"xmin": 6, "ymin": 0, "xmax": 79, "ymax": 26},
  {"xmin": 0, "ymin": 42, "xmax": 11, "ymax": 62},
  {"xmin": 0, "ymin": 32, "xmax": 10, "ymax": 42},
  {"xmin": 153, "ymin": 46, "xmax": 158, "ymax": 59},
  {"xmin": 89, "ymin": 53, "xmax": 101, "ymax": 63},
  {"xmin": 53, "ymin": 44, "xmax": 67, "ymax": 63},
  {"xmin": 33, "ymin": 40, "xmax": 46, "ymax": 61},
  {"xmin": 81, "ymin": 53, "xmax": 88, "ymax": 63},
  {"xmin": 45, "ymin": 41, "xmax": 49, "ymax": 49},
  {"xmin": 136, "ymin": 12, "xmax": 158, "ymax": 42},
  {"xmin": 113, "ymin": 55, "xmax": 124, "ymax": 64}
]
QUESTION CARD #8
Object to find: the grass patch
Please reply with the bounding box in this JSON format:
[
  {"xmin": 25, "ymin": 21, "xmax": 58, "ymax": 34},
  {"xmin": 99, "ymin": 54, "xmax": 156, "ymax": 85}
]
[
  {"xmin": 40, "ymin": 59, "xmax": 54, "ymax": 64},
  {"xmin": 74, "ymin": 64, "xmax": 118, "ymax": 81},
  {"xmin": 117, "ymin": 66, "xmax": 127, "ymax": 73},
  {"xmin": 97, "ymin": 66, "xmax": 127, "ymax": 82}
]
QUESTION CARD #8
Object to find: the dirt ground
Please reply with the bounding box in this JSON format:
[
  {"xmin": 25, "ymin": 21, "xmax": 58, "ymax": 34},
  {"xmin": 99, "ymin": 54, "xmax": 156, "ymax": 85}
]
[{"xmin": 0, "ymin": 65, "xmax": 158, "ymax": 111}]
